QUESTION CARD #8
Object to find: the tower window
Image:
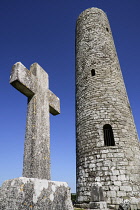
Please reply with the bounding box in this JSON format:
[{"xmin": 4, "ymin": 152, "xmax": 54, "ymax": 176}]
[
  {"xmin": 106, "ymin": 27, "xmax": 109, "ymax": 32},
  {"xmin": 103, "ymin": 124, "xmax": 115, "ymax": 146},
  {"xmin": 91, "ymin": 69, "xmax": 95, "ymax": 76}
]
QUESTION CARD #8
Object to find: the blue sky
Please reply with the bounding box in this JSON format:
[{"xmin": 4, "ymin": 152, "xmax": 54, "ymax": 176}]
[{"xmin": 0, "ymin": 0, "xmax": 140, "ymax": 193}]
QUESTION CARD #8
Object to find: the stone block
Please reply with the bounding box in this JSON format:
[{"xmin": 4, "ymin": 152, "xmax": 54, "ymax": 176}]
[
  {"xmin": 0, "ymin": 177, "xmax": 73, "ymax": 210},
  {"xmin": 120, "ymin": 185, "xmax": 132, "ymax": 192},
  {"xmin": 107, "ymin": 190, "xmax": 116, "ymax": 198},
  {"xmin": 119, "ymin": 170, "xmax": 126, "ymax": 175},
  {"xmin": 91, "ymin": 185, "xmax": 104, "ymax": 202},
  {"xmin": 111, "ymin": 197, "xmax": 123, "ymax": 205},
  {"xmin": 109, "ymin": 186, "xmax": 119, "ymax": 191},
  {"xmin": 110, "ymin": 175, "xmax": 117, "ymax": 181},
  {"xmin": 117, "ymin": 191, "xmax": 127, "ymax": 197},
  {"xmin": 112, "ymin": 170, "xmax": 120, "ymax": 176},
  {"xmin": 89, "ymin": 201, "xmax": 107, "ymax": 209},
  {"xmin": 118, "ymin": 175, "xmax": 126, "ymax": 181},
  {"xmin": 102, "ymin": 167, "xmax": 108, "ymax": 171},
  {"xmin": 114, "ymin": 181, "xmax": 121, "ymax": 186},
  {"xmin": 133, "ymin": 185, "xmax": 139, "ymax": 192}
]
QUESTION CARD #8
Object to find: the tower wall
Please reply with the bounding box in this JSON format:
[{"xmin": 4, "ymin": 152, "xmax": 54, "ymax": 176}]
[{"xmin": 76, "ymin": 8, "xmax": 140, "ymax": 209}]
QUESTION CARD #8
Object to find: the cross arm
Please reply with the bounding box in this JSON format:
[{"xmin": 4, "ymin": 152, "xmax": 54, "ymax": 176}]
[
  {"xmin": 10, "ymin": 62, "xmax": 35, "ymax": 97},
  {"xmin": 48, "ymin": 90, "xmax": 60, "ymax": 115}
]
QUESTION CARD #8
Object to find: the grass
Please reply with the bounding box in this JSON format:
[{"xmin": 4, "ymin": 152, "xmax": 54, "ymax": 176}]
[{"xmin": 74, "ymin": 208, "xmax": 85, "ymax": 210}]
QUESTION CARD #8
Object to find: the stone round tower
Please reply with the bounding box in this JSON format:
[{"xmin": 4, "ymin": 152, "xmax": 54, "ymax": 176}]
[{"xmin": 76, "ymin": 8, "xmax": 140, "ymax": 209}]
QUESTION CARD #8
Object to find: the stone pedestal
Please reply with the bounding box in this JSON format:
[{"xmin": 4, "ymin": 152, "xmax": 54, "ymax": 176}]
[{"xmin": 0, "ymin": 177, "xmax": 73, "ymax": 210}]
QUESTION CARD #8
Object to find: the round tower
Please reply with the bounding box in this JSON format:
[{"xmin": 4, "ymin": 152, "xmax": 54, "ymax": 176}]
[{"xmin": 76, "ymin": 8, "xmax": 140, "ymax": 209}]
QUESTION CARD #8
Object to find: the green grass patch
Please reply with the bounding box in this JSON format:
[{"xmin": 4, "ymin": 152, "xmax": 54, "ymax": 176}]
[{"xmin": 74, "ymin": 208, "xmax": 85, "ymax": 210}]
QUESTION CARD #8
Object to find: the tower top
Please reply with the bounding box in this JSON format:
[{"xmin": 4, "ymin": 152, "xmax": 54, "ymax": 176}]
[{"xmin": 77, "ymin": 7, "xmax": 107, "ymax": 20}]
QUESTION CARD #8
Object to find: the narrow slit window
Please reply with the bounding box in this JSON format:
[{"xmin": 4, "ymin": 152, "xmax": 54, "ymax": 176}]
[
  {"xmin": 106, "ymin": 27, "xmax": 109, "ymax": 32},
  {"xmin": 91, "ymin": 69, "xmax": 95, "ymax": 76},
  {"xmin": 103, "ymin": 124, "xmax": 115, "ymax": 146}
]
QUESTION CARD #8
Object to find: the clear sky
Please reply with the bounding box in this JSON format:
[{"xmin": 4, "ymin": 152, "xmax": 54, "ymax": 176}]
[{"xmin": 0, "ymin": 0, "xmax": 140, "ymax": 193}]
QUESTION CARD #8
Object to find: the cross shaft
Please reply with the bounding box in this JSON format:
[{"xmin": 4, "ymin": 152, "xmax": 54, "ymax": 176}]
[{"xmin": 10, "ymin": 62, "xmax": 60, "ymax": 179}]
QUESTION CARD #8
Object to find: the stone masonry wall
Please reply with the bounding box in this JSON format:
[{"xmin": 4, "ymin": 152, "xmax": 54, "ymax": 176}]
[{"xmin": 76, "ymin": 8, "xmax": 140, "ymax": 209}]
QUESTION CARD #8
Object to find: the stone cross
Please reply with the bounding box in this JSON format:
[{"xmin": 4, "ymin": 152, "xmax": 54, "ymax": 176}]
[{"xmin": 10, "ymin": 62, "xmax": 60, "ymax": 180}]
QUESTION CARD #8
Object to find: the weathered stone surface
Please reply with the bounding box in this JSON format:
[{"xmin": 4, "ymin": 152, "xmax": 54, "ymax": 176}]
[
  {"xmin": 75, "ymin": 7, "xmax": 140, "ymax": 209},
  {"xmin": 10, "ymin": 62, "xmax": 60, "ymax": 180},
  {"xmin": 0, "ymin": 177, "xmax": 73, "ymax": 210}
]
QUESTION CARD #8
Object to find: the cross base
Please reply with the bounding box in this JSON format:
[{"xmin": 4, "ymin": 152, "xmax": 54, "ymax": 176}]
[{"xmin": 0, "ymin": 177, "xmax": 73, "ymax": 210}]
